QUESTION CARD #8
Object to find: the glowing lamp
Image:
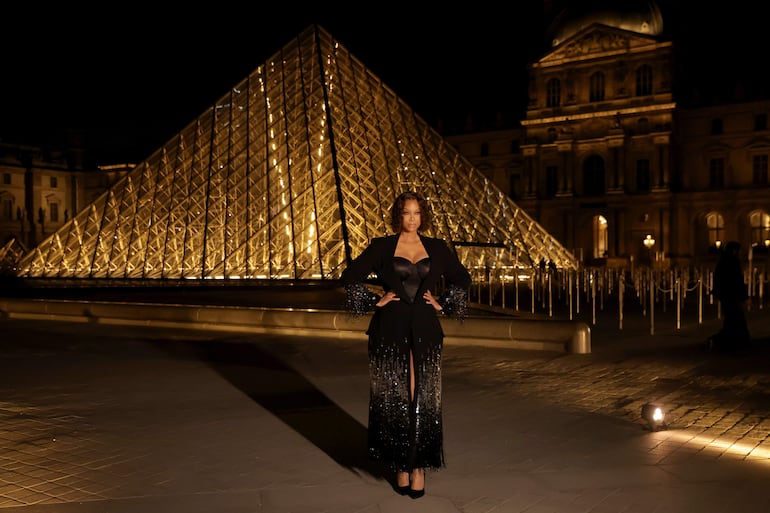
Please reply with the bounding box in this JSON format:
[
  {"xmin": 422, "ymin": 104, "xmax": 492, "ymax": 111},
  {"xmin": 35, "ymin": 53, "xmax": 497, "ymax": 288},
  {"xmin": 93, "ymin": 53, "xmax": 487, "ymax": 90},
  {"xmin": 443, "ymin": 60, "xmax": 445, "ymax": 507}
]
[
  {"xmin": 642, "ymin": 235, "xmax": 656, "ymax": 250},
  {"xmin": 641, "ymin": 403, "xmax": 666, "ymax": 431}
]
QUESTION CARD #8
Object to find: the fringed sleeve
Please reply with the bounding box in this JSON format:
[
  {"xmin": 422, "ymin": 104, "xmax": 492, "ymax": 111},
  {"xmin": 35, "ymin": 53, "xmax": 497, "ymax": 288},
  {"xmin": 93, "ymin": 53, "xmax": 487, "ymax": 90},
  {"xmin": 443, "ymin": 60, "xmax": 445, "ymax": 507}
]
[
  {"xmin": 438, "ymin": 284, "xmax": 468, "ymax": 322},
  {"xmin": 344, "ymin": 283, "xmax": 380, "ymax": 317}
]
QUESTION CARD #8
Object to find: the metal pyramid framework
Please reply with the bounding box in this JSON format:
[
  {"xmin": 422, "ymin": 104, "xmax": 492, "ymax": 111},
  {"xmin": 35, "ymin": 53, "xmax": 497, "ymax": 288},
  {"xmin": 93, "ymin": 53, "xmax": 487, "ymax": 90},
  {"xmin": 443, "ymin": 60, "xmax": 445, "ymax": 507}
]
[
  {"xmin": 1, "ymin": 237, "xmax": 26, "ymax": 274},
  {"xmin": 16, "ymin": 25, "xmax": 577, "ymax": 281}
]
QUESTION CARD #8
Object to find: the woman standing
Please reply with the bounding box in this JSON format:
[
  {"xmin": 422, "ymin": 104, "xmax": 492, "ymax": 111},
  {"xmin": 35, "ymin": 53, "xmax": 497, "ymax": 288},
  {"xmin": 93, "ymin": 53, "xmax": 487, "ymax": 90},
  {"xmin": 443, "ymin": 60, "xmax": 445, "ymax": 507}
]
[{"xmin": 341, "ymin": 191, "xmax": 471, "ymax": 499}]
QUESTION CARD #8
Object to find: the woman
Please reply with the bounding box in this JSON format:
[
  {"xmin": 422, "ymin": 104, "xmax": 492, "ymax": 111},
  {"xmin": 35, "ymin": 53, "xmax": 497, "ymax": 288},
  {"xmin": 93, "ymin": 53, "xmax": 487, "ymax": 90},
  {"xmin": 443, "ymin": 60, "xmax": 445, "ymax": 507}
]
[{"xmin": 340, "ymin": 191, "xmax": 471, "ymax": 499}]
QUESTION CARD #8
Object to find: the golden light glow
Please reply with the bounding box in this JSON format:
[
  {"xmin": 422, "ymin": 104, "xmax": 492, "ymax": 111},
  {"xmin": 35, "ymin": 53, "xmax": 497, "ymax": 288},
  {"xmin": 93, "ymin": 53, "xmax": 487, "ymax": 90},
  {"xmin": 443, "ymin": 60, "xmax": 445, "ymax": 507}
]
[
  {"xmin": 12, "ymin": 24, "xmax": 579, "ymax": 281},
  {"xmin": 652, "ymin": 430, "xmax": 770, "ymax": 463},
  {"xmin": 521, "ymin": 103, "xmax": 677, "ymax": 126},
  {"xmin": 643, "ymin": 234, "xmax": 656, "ymax": 249}
]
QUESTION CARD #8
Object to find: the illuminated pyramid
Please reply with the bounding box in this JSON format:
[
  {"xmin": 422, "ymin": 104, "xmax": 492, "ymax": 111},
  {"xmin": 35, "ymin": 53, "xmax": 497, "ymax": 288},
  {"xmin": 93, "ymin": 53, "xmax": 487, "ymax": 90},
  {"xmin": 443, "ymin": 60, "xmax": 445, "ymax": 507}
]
[
  {"xmin": 16, "ymin": 25, "xmax": 577, "ymax": 281},
  {"xmin": 1, "ymin": 237, "xmax": 26, "ymax": 275}
]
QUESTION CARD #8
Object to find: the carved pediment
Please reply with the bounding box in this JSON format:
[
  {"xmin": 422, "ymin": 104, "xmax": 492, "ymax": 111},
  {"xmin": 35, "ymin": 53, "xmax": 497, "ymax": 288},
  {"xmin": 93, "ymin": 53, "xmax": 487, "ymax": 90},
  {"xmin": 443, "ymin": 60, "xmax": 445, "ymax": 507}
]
[{"xmin": 541, "ymin": 24, "xmax": 659, "ymax": 64}]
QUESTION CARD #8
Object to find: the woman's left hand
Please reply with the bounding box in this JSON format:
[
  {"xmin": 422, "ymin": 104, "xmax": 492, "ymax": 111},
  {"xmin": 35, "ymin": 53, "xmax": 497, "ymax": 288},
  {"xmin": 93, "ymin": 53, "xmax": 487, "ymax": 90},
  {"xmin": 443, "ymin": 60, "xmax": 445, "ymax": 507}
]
[{"xmin": 423, "ymin": 290, "xmax": 443, "ymax": 312}]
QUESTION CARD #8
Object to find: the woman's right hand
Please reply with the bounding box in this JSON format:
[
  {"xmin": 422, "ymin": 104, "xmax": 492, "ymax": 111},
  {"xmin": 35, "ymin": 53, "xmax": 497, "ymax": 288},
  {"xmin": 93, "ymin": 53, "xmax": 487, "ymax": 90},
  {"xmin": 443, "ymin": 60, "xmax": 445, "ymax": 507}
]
[{"xmin": 376, "ymin": 290, "xmax": 400, "ymax": 308}]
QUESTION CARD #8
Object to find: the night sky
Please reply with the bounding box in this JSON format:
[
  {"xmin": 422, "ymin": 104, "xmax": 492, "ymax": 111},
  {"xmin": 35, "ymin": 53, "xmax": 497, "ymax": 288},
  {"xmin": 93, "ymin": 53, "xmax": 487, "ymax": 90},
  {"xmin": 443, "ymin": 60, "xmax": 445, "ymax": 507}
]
[{"xmin": 1, "ymin": 1, "xmax": 764, "ymax": 166}]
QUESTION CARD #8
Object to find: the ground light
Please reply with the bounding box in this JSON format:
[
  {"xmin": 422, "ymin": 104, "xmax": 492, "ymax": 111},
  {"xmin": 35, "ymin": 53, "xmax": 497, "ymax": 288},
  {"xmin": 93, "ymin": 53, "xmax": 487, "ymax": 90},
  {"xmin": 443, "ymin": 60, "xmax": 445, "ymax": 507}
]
[{"xmin": 641, "ymin": 403, "xmax": 666, "ymax": 431}]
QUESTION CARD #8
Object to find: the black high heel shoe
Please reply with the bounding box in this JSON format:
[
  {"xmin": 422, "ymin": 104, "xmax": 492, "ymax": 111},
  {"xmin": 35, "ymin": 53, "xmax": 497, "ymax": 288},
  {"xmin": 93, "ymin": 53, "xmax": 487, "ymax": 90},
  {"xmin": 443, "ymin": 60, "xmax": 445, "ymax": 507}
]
[
  {"xmin": 395, "ymin": 472, "xmax": 410, "ymax": 496},
  {"xmin": 408, "ymin": 487, "xmax": 425, "ymax": 499},
  {"xmin": 408, "ymin": 469, "xmax": 425, "ymax": 499}
]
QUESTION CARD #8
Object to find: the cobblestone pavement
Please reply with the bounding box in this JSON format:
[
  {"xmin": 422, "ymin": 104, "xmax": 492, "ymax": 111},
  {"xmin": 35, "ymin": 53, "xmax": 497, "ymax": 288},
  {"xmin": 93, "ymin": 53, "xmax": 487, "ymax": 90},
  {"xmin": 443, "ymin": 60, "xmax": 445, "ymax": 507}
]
[
  {"xmin": 1, "ymin": 298, "xmax": 770, "ymax": 512},
  {"xmin": 449, "ymin": 313, "xmax": 770, "ymax": 446}
]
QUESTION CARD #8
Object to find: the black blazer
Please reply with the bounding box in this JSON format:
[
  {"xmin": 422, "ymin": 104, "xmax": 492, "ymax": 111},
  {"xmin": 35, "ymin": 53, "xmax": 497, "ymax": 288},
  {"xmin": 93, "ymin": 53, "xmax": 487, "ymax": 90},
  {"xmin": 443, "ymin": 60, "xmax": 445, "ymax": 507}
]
[{"xmin": 341, "ymin": 234, "xmax": 471, "ymax": 343}]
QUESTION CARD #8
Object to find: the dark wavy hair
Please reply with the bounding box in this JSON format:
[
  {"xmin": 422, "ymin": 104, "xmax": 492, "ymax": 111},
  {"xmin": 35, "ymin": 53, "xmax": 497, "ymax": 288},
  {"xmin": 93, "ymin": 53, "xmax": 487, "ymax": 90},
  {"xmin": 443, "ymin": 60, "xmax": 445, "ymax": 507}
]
[{"xmin": 390, "ymin": 191, "xmax": 432, "ymax": 233}]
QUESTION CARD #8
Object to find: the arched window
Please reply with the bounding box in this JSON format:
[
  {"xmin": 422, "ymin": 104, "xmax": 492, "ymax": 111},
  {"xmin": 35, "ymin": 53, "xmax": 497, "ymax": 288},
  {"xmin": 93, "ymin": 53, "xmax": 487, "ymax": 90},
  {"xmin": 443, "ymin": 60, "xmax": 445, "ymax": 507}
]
[
  {"xmin": 749, "ymin": 209, "xmax": 770, "ymax": 246},
  {"xmin": 582, "ymin": 155, "xmax": 606, "ymax": 196},
  {"xmin": 635, "ymin": 64, "xmax": 653, "ymax": 96},
  {"xmin": 546, "ymin": 78, "xmax": 561, "ymax": 108},
  {"xmin": 593, "ymin": 215, "xmax": 609, "ymax": 258},
  {"xmin": 590, "ymin": 72, "xmax": 605, "ymax": 102},
  {"xmin": 706, "ymin": 211, "xmax": 724, "ymax": 249}
]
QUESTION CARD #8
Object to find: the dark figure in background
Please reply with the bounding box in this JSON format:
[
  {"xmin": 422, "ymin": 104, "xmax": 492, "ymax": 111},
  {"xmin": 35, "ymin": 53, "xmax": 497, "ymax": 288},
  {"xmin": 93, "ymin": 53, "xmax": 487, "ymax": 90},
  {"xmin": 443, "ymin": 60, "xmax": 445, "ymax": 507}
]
[
  {"xmin": 341, "ymin": 191, "xmax": 471, "ymax": 499},
  {"xmin": 711, "ymin": 241, "xmax": 751, "ymax": 351}
]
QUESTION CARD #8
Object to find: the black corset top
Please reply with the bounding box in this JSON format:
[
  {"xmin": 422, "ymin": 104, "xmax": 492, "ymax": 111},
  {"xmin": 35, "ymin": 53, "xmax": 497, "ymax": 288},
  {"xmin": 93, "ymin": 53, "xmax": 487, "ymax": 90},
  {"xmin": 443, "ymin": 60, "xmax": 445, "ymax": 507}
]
[{"xmin": 392, "ymin": 256, "xmax": 431, "ymax": 302}]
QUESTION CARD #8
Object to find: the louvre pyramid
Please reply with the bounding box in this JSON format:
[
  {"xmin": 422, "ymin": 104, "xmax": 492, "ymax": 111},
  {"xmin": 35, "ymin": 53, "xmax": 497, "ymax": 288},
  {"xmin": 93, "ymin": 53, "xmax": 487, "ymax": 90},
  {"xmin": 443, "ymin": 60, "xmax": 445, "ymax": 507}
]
[
  {"xmin": 1, "ymin": 237, "xmax": 26, "ymax": 274},
  {"xmin": 16, "ymin": 25, "xmax": 577, "ymax": 281}
]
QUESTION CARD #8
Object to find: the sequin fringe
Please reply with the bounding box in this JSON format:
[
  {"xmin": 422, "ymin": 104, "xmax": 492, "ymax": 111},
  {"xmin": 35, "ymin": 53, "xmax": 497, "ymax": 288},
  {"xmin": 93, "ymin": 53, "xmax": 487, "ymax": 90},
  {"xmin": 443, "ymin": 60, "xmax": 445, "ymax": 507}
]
[
  {"xmin": 438, "ymin": 285, "xmax": 468, "ymax": 321},
  {"xmin": 344, "ymin": 283, "xmax": 380, "ymax": 316},
  {"xmin": 368, "ymin": 336, "xmax": 445, "ymax": 471}
]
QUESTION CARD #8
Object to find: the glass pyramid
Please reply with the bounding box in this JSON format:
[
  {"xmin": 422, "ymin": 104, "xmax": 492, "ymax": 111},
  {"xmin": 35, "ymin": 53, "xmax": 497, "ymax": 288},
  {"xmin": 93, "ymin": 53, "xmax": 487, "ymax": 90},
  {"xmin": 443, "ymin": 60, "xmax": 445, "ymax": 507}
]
[
  {"xmin": 16, "ymin": 25, "xmax": 577, "ymax": 281},
  {"xmin": 1, "ymin": 237, "xmax": 26, "ymax": 275}
]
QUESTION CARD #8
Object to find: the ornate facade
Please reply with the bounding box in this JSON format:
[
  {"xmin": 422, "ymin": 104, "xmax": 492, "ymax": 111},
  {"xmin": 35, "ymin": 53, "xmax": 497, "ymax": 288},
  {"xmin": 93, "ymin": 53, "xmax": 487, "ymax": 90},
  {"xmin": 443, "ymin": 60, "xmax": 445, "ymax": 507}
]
[
  {"xmin": 446, "ymin": 3, "xmax": 770, "ymax": 268},
  {"xmin": 0, "ymin": 143, "xmax": 131, "ymax": 250}
]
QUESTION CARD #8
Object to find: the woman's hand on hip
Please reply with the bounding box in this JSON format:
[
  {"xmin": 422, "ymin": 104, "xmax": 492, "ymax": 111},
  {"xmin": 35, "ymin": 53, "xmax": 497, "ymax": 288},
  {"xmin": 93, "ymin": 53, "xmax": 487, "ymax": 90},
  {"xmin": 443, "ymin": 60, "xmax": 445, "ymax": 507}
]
[
  {"xmin": 423, "ymin": 290, "xmax": 443, "ymax": 312},
  {"xmin": 376, "ymin": 290, "xmax": 400, "ymax": 308}
]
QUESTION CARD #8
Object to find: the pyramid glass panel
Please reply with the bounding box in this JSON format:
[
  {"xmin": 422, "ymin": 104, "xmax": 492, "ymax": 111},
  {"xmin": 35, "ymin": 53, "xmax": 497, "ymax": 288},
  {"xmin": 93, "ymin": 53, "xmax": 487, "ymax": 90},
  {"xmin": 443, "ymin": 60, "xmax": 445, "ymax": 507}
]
[
  {"xmin": 16, "ymin": 25, "xmax": 577, "ymax": 281},
  {"xmin": 0, "ymin": 237, "xmax": 26, "ymax": 272}
]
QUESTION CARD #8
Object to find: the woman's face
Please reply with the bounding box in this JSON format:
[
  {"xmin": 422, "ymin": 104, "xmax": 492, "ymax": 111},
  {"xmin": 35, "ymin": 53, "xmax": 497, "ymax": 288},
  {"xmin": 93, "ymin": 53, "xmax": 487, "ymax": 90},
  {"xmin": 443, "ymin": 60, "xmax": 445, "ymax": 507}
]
[{"xmin": 400, "ymin": 199, "xmax": 422, "ymax": 233}]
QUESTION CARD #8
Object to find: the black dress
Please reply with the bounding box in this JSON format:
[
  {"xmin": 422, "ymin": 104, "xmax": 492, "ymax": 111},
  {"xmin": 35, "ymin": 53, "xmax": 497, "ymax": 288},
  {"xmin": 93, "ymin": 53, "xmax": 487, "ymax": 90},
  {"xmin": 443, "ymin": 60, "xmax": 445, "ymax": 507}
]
[{"xmin": 341, "ymin": 234, "xmax": 471, "ymax": 471}]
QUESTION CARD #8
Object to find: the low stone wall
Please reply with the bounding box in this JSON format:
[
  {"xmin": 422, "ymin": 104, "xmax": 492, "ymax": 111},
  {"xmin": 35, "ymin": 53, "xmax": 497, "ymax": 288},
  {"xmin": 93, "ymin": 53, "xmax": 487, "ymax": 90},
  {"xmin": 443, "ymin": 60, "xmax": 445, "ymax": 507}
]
[{"xmin": 0, "ymin": 298, "xmax": 591, "ymax": 354}]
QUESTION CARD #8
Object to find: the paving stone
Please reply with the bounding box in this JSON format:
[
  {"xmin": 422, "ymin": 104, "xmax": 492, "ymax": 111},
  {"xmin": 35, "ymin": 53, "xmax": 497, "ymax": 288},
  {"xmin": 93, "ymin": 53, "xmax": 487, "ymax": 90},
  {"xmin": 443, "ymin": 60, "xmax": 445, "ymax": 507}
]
[{"xmin": 1, "ymin": 300, "xmax": 770, "ymax": 513}]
